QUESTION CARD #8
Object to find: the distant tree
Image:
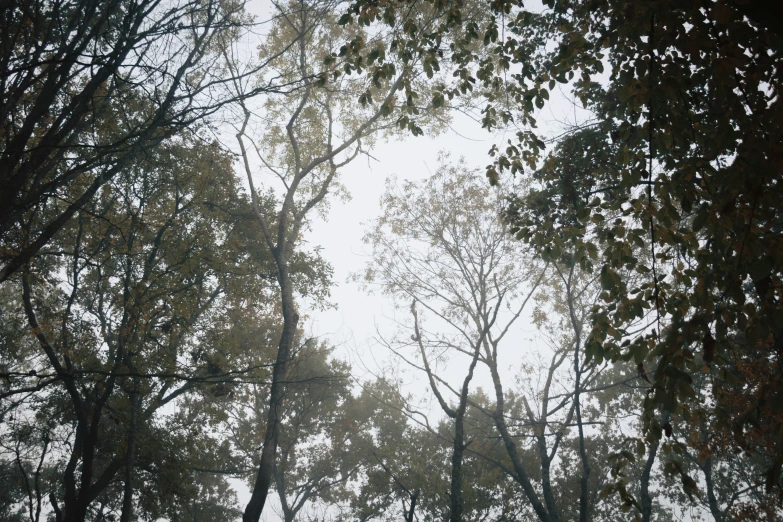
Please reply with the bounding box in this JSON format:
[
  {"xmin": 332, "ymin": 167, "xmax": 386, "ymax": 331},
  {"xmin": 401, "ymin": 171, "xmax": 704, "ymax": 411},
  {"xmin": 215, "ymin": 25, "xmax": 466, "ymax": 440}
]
[
  {"xmin": 343, "ymin": 378, "xmax": 522, "ymax": 522},
  {"xmin": 359, "ymin": 157, "xmax": 693, "ymax": 521},
  {"xmin": 361, "ymin": 159, "xmax": 590, "ymax": 521},
  {"xmin": 360, "ymin": 157, "xmax": 545, "ymax": 522},
  {"xmin": 269, "ymin": 344, "xmax": 361, "ymax": 522},
  {"xmin": 346, "ymin": 378, "xmax": 445, "ymax": 522}
]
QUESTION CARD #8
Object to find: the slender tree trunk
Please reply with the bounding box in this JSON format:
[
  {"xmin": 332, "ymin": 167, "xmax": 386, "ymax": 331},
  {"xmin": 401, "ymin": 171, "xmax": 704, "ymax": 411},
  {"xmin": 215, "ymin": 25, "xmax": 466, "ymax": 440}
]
[
  {"xmin": 640, "ymin": 439, "xmax": 658, "ymax": 522},
  {"xmin": 641, "ymin": 411, "xmax": 669, "ymax": 522},
  {"xmin": 536, "ymin": 436, "xmax": 559, "ymax": 522},
  {"xmin": 273, "ymin": 461, "xmax": 295, "ymax": 522},
  {"xmin": 449, "ymin": 347, "xmax": 482, "ymax": 522},
  {"xmin": 243, "ymin": 272, "xmax": 298, "ymax": 522},
  {"xmin": 574, "ymin": 369, "xmax": 591, "ymax": 522},
  {"xmin": 562, "ymin": 265, "xmax": 591, "ymax": 522},
  {"xmin": 50, "ymin": 493, "xmax": 63, "ymax": 522},
  {"xmin": 414, "ymin": 303, "xmax": 482, "ymax": 522},
  {"xmin": 450, "ymin": 413, "xmax": 465, "ymax": 522},
  {"xmin": 405, "ymin": 491, "xmax": 419, "ymax": 522},
  {"xmin": 120, "ymin": 381, "xmax": 140, "ymax": 522},
  {"xmin": 487, "ymin": 359, "xmax": 552, "ymax": 522},
  {"xmin": 698, "ymin": 418, "xmax": 722, "ymax": 522},
  {"xmin": 702, "ymin": 456, "xmax": 723, "ymax": 522},
  {"xmin": 33, "ymin": 434, "xmax": 49, "ymax": 522}
]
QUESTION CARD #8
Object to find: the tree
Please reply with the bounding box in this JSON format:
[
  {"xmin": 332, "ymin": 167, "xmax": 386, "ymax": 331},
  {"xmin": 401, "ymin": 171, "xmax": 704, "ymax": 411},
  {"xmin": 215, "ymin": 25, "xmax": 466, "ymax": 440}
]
[
  {"xmin": 347, "ymin": 378, "xmax": 443, "ymax": 522},
  {"xmin": 270, "ymin": 343, "xmax": 361, "ymax": 522},
  {"xmin": 495, "ymin": 0, "xmax": 783, "ymax": 506},
  {"xmin": 225, "ymin": 1, "xmax": 452, "ymax": 518},
  {"xmin": 0, "ymin": 133, "xmax": 331, "ymax": 521},
  {"xmin": 0, "ymin": 0, "xmax": 301, "ymax": 283},
  {"xmin": 359, "ymin": 157, "xmax": 545, "ymax": 522},
  {"xmin": 345, "ymin": 378, "xmax": 525, "ymax": 522},
  {"xmin": 360, "ymin": 157, "xmax": 693, "ymax": 521},
  {"xmin": 342, "ymin": 0, "xmax": 783, "ymax": 508},
  {"xmin": 362, "ymin": 158, "xmax": 590, "ymax": 520}
]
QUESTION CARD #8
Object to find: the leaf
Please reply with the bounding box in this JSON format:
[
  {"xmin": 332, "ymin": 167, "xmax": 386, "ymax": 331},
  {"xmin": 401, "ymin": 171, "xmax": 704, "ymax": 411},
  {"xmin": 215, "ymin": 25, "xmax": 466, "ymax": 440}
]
[
  {"xmin": 691, "ymin": 205, "xmax": 709, "ymax": 232},
  {"xmin": 703, "ymin": 330, "xmax": 715, "ymax": 363}
]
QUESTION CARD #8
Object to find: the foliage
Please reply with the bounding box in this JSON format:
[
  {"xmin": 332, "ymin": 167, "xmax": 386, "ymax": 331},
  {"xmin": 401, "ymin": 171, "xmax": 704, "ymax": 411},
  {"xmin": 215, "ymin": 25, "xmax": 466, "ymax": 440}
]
[
  {"xmin": 4, "ymin": 0, "xmax": 783, "ymax": 520},
  {"xmin": 229, "ymin": 1, "xmax": 453, "ymax": 518},
  {"xmin": 0, "ymin": 0, "xmax": 270, "ymax": 282},
  {"xmin": 359, "ymin": 158, "xmax": 679, "ymax": 521},
  {"xmin": 496, "ymin": 0, "xmax": 783, "ymax": 507},
  {"xmin": 0, "ymin": 133, "xmax": 332, "ymax": 520},
  {"xmin": 272, "ymin": 343, "xmax": 361, "ymax": 522}
]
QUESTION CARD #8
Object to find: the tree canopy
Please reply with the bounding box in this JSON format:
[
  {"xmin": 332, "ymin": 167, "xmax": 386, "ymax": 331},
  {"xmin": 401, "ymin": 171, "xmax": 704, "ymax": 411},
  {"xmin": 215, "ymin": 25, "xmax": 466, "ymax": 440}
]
[{"xmin": 1, "ymin": 0, "xmax": 782, "ymax": 520}]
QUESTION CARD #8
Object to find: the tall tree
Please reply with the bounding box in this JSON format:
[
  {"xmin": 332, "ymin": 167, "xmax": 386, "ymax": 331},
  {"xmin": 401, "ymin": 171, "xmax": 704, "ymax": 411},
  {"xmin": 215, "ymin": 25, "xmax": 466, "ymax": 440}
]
[
  {"xmin": 343, "ymin": 0, "xmax": 783, "ymax": 506},
  {"xmin": 361, "ymin": 158, "xmax": 552, "ymax": 521},
  {"xmin": 361, "ymin": 157, "xmax": 680, "ymax": 522},
  {"xmin": 270, "ymin": 343, "xmax": 362, "ymax": 522},
  {"xmin": 225, "ymin": 1, "xmax": 450, "ymax": 518},
  {"xmin": 0, "ymin": 134, "xmax": 330, "ymax": 521},
  {"xmin": 344, "ymin": 378, "xmax": 524, "ymax": 522}
]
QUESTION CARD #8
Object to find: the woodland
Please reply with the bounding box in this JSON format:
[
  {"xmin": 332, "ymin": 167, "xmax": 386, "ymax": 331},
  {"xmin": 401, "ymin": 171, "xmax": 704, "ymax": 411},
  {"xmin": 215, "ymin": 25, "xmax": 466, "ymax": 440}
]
[{"xmin": 1, "ymin": 0, "xmax": 782, "ymax": 521}]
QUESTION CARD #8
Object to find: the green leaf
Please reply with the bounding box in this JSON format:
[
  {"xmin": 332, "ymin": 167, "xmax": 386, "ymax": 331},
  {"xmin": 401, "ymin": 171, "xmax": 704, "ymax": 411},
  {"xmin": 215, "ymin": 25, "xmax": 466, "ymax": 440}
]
[{"xmin": 691, "ymin": 205, "xmax": 709, "ymax": 232}]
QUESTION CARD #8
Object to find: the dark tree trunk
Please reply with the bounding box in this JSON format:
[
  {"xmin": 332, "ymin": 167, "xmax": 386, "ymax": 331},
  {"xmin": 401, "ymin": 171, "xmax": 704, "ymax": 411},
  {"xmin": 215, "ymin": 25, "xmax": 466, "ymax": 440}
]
[
  {"xmin": 243, "ymin": 272, "xmax": 298, "ymax": 522},
  {"xmin": 405, "ymin": 491, "xmax": 419, "ymax": 522},
  {"xmin": 641, "ymin": 412, "xmax": 669, "ymax": 522},
  {"xmin": 487, "ymin": 359, "xmax": 553, "ymax": 522},
  {"xmin": 120, "ymin": 382, "xmax": 140, "ymax": 522}
]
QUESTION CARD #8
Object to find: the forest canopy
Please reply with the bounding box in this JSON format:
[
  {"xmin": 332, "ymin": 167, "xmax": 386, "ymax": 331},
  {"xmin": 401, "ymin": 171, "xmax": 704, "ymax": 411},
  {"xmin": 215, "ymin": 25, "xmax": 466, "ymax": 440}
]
[{"xmin": 1, "ymin": 0, "xmax": 781, "ymax": 521}]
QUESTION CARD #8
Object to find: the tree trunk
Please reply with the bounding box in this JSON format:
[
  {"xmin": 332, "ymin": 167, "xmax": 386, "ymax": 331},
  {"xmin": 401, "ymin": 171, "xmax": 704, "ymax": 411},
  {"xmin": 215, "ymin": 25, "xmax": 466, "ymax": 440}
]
[
  {"xmin": 641, "ymin": 411, "xmax": 669, "ymax": 522},
  {"xmin": 405, "ymin": 491, "xmax": 419, "ymax": 522},
  {"xmin": 575, "ymin": 387, "xmax": 591, "ymax": 522},
  {"xmin": 564, "ymin": 270, "xmax": 591, "ymax": 522},
  {"xmin": 487, "ymin": 358, "xmax": 553, "ymax": 522},
  {"xmin": 120, "ymin": 382, "xmax": 140, "ymax": 522},
  {"xmin": 702, "ymin": 456, "xmax": 723, "ymax": 522},
  {"xmin": 536, "ymin": 436, "xmax": 559, "ymax": 522},
  {"xmin": 450, "ymin": 397, "xmax": 466, "ymax": 522},
  {"xmin": 243, "ymin": 273, "xmax": 298, "ymax": 522}
]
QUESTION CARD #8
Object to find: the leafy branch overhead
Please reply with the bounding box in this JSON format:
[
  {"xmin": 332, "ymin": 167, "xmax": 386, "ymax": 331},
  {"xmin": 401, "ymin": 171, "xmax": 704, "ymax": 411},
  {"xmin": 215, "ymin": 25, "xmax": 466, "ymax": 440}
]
[{"xmin": 2, "ymin": 0, "xmax": 782, "ymax": 521}]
